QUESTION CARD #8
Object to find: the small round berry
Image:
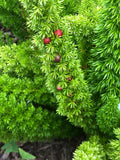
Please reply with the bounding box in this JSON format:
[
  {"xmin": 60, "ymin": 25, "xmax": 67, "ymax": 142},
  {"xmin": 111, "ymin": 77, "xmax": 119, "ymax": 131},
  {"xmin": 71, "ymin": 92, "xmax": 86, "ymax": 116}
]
[
  {"xmin": 43, "ymin": 37, "xmax": 51, "ymax": 44},
  {"xmin": 57, "ymin": 86, "xmax": 63, "ymax": 91},
  {"xmin": 54, "ymin": 29, "xmax": 63, "ymax": 37},
  {"xmin": 54, "ymin": 54, "xmax": 61, "ymax": 62}
]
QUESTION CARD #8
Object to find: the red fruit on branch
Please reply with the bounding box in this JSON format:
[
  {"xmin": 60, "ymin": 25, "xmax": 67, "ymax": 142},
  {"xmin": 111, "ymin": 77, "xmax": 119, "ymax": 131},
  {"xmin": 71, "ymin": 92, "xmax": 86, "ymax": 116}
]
[
  {"xmin": 69, "ymin": 93, "xmax": 72, "ymax": 97},
  {"xmin": 57, "ymin": 86, "xmax": 63, "ymax": 91},
  {"xmin": 66, "ymin": 77, "xmax": 72, "ymax": 81},
  {"xmin": 54, "ymin": 29, "xmax": 63, "ymax": 37},
  {"xmin": 69, "ymin": 92, "xmax": 73, "ymax": 97},
  {"xmin": 43, "ymin": 37, "xmax": 51, "ymax": 44},
  {"xmin": 54, "ymin": 54, "xmax": 61, "ymax": 62},
  {"xmin": 73, "ymin": 101, "xmax": 76, "ymax": 103}
]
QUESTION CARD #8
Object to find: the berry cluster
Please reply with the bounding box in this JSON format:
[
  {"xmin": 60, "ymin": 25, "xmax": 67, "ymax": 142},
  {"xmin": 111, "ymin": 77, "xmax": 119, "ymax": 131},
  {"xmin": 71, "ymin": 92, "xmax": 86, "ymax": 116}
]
[
  {"xmin": 43, "ymin": 29, "xmax": 63, "ymax": 44},
  {"xmin": 43, "ymin": 29, "xmax": 75, "ymax": 103}
]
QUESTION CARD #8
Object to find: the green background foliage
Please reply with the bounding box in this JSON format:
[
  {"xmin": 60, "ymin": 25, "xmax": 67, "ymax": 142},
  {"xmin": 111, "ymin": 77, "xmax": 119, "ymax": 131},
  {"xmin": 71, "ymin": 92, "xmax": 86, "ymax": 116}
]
[
  {"xmin": 0, "ymin": 0, "xmax": 120, "ymax": 159},
  {"xmin": 0, "ymin": 0, "xmax": 28, "ymax": 39}
]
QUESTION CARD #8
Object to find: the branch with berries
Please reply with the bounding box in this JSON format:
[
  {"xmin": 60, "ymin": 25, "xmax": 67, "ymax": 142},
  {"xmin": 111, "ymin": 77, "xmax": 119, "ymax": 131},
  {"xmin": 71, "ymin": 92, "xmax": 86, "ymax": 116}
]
[{"xmin": 19, "ymin": 0, "xmax": 94, "ymax": 130}]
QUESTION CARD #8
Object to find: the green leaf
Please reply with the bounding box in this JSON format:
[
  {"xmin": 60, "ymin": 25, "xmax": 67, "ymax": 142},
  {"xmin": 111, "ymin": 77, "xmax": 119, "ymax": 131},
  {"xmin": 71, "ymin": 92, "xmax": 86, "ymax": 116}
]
[
  {"xmin": 19, "ymin": 148, "xmax": 36, "ymax": 160},
  {"xmin": 1, "ymin": 140, "xmax": 19, "ymax": 153}
]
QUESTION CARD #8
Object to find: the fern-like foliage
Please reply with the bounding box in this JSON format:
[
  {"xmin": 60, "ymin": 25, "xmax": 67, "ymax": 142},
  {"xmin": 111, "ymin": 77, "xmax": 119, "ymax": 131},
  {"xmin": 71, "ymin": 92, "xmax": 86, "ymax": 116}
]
[
  {"xmin": 107, "ymin": 128, "xmax": 120, "ymax": 160},
  {"xmin": 0, "ymin": 0, "xmax": 28, "ymax": 39},
  {"xmin": 18, "ymin": 0, "xmax": 95, "ymax": 131},
  {"xmin": 88, "ymin": 0, "xmax": 120, "ymax": 135},
  {"xmin": 73, "ymin": 135, "xmax": 106, "ymax": 160},
  {"xmin": 0, "ymin": 40, "xmax": 80, "ymax": 142}
]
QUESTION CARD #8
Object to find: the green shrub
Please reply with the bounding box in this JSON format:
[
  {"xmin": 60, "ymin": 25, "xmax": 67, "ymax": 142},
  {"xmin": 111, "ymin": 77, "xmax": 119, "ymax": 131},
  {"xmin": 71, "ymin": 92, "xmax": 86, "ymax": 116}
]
[
  {"xmin": 61, "ymin": 0, "xmax": 102, "ymax": 81},
  {"xmin": 0, "ymin": 40, "xmax": 81, "ymax": 142},
  {"xmin": 88, "ymin": 0, "xmax": 120, "ymax": 135},
  {"xmin": 0, "ymin": 0, "xmax": 97, "ymax": 142},
  {"xmin": 96, "ymin": 95, "xmax": 120, "ymax": 135},
  {"xmin": 73, "ymin": 135, "xmax": 106, "ymax": 160},
  {"xmin": 107, "ymin": 128, "xmax": 120, "ymax": 160},
  {"xmin": 1, "ymin": 1, "xmax": 119, "ymax": 156},
  {"xmin": 18, "ymin": 0, "xmax": 95, "ymax": 130},
  {"xmin": 59, "ymin": 0, "xmax": 102, "ymax": 134},
  {"xmin": 62, "ymin": 14, "xmax": 97, "ymax": 74}
]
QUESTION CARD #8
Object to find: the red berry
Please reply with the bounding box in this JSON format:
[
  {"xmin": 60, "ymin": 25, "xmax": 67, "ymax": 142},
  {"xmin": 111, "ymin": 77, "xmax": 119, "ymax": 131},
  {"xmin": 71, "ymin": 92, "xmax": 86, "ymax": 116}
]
[
  {"xmin": 54, "ymin": 54, "xmax": 61, "ymax": 62},
  {"xmin": 57, "ymin": 86, "xmax": 63, "ymax": 91},
  {"xmin": 73, "ymin": 101, "xmax": 76, "ymax": 103},
  {"xmin": 69, "ymin": 94, "xmax": 72, "ymax": 97},
  {"xmin": 43, "ymin": 37, "xmax": 51, "ymax": 44},
  {"xmin": 54, "ymin": 29, "xmax": 63, "ymax": 37},
  {"xmin": 69, "ymin": 92, "xmax": 73, "ymax": 97},
  {"xmin": 66, "ymin": 77, "xmax": 72, "ymax": 81}
]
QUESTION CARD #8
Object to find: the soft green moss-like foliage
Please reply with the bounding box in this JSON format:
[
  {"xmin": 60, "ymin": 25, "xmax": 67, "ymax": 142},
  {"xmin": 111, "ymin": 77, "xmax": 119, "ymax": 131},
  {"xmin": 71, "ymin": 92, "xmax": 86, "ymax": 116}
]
[
  {"xmin": 73, "ymin": 136, "xmax": 106, "ymax": 160},
  {"xmin": 88, "ymin": 0, "xmax": 120, "ymax": 135},
  {"xmin": 107, "ymin": 128, "xmax": 120, "ymax": 160}
]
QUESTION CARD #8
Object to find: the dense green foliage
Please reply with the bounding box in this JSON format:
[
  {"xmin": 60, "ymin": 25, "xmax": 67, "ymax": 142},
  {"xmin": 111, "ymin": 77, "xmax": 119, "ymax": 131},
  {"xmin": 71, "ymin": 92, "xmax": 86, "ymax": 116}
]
[
  {"xmin": 0, "ymin": 29, "xmax": 16, "ymax": 46},
  {"xmin": 0, "ymin": 0, "xmax": 120, "ymax": 159},
  {"xmin": 0, "ymin": 0, "xmax": 20, "ymax": 14},
  {"xmin": 0, "ymin": 31, "xmax": 5, "ymax": 46},
  {"xmin": 0, "ymin": 0, "xmax": 28, "ymax": 39},
  {"xmin": 73, "ymin": 135, "xmax": 106, "ymax": 160},
  {"xmin": 61, "ymin": 0, "xmax": 81, "ymax": 16},
  {"xmin": 19, "ymin": 0, "xmax": 96, "ymax": 132},
  {"xmin": 107, "ymin": 128, "xmax": 120, "ymax": 160},
  {"xmin": 63, "ymin": 0, "xmax": 100, "ymax": 74},
  {"xmin": 88, "ymin": 0, "xmax": 120, "ymax": 136},
  {"xmin": 0, "ymin": 41, "xmax": 80, "ymax": 142}
]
